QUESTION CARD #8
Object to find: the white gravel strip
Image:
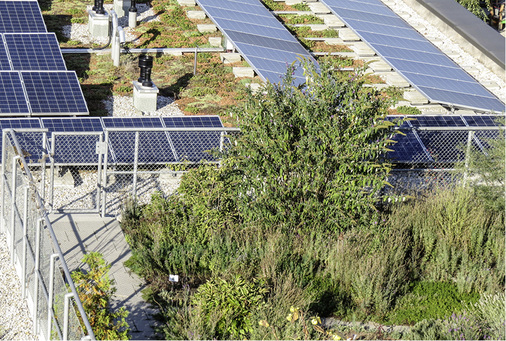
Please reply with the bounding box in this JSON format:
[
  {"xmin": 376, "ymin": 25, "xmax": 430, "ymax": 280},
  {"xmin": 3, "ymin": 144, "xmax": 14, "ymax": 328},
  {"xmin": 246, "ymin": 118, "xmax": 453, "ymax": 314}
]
[
  {"xmin": 62, "ymin": 4, "xmax": 158, "ymax": 45},
  {"xmin": 0, "ymin": 232, "xmax": 36, "ymax": 340},
  {"xmin": 103, "ymin": 95, "xmax": 185, "ymax": 117}
]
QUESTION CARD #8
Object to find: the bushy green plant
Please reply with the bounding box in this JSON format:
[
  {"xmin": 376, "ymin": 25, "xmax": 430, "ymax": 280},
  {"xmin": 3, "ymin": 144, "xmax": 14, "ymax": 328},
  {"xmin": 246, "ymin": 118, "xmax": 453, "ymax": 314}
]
[
  {"xmin": 466, "ymin": 292, "xmax": 505, "ymax": 339},
  {"xmin": 396, "ymin": 105, "xmax": 422, "ymax": 115},
  {"xmin": 227, "ymin": 60, "xmax": 396, "ymax": 233},
  {"xmin": 190, "ymin": 275, "xmax": 268, "ymax": 339},
  {"xmin": 387, "ymin": 281, "xmax": 479, "ymax": 325},
  {"xmin": 456, "ymin": 0, "xmax": 490, "ymax": 21},
  {"xmin": 71, "ymin": 252, "xmax": 130, "ymax": 340}
]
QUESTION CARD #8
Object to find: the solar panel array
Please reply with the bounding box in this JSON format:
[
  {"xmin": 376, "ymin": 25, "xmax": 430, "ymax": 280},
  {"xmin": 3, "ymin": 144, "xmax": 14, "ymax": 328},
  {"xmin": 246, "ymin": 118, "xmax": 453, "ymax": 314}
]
[
  {"xmin": 387, "ymin": 115, "xmax": 504, "ymax": 164},
  {"xmin": 0, "ymin": 116, "xmax": 226, "ymax": 165},
  {"xmin": 196, "ymin": 0, "xmax": 317, "ymax": 85},
  {"xmin": 319, "ymin": 0, "xmax": 505, "ymax": 113},
  {"xmin": 0, "ymin": 0, "xmax": 88, "ymax": 116}
]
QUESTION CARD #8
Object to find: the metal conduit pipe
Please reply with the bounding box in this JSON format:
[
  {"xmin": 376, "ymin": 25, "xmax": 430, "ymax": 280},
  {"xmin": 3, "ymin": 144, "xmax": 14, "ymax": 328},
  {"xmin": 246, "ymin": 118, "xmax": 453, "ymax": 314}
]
[{"xmin": 61, "ymin": 47, "xmax": 225, "ymax": 54}]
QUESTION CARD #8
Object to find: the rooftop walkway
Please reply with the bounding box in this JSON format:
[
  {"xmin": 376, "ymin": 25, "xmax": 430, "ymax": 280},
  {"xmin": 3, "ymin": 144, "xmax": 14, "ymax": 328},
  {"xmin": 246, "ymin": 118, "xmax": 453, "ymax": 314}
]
[{"xmin": 49, "ymin": 213, "xmax": 158, "ymax": 340}]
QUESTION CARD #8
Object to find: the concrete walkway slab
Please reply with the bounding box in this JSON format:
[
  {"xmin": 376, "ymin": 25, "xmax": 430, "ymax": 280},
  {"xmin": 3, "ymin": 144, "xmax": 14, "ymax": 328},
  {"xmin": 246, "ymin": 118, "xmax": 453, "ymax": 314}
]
[{"xmin": 49, "ymin": 213, "xmax": 158, "ymax": 340}]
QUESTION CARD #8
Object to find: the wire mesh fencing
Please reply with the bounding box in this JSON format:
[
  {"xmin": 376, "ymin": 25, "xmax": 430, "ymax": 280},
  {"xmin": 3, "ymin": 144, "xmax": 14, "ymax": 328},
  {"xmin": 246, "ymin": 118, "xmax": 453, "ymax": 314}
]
[{"xmin": 0, "ymin": 129, "xmax": 95, "ymax": 341}]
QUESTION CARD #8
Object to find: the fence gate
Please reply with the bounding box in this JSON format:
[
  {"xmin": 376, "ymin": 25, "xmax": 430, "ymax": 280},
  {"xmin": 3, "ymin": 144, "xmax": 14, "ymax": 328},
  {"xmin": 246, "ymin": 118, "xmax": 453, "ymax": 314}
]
[{"xmin": 47, "ymin": 132, "xmax": 104, "ymax": 213}]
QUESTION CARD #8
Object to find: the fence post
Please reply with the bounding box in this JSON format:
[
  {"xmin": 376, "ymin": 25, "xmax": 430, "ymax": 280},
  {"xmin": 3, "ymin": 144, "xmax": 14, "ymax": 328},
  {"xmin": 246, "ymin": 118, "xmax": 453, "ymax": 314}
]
[
  {"xmin": 96, "ymin": 134, "xmax": 104, "ymax": 213},
  {"xmin": 463, "ymin": 130, "xmax": 474, "ymax": 185},
  {"xmin": 21, "ymin": 185, "xmax": 29, "ymax": 299},
  {"xmin": 1, "ymin": 131, "xmax": 6, "ymax": 232},
  {"xmin": 9, "ymin": 155, "xmax": 19, "ymax": 264},
  {"xmin": 47, "ymin": 253, "xmax": 59, "ymax": 341},
  {"xmin": 40, "ymin": 132, "xmax": 48, "ymax": 202},
  {"xmin": 133, "ymin": 131, "xmax": 139, "ymax": 198},
  {"xmin": 49, "ymin": 134, "xmax": 55, "ymax": 212},
  {"xmin": 101, "ymin": 131, "xmax": 109, "ymax": 217},
  {"xmin": 63, "ymin": 292, "xmax": 74, "ymax": 341},
  {"xmin": 33, "ymin": 218, "xmax": 43, "ymax": 336}
]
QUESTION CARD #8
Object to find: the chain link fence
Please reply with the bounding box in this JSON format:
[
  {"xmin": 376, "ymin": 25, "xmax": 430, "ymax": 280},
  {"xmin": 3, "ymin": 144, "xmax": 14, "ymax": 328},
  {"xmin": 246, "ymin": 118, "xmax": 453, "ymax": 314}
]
[
  {"xmin": 0, "ymin": 129, "xmax": 95, "ymax": 340},
  {"xmin": 386, "ymin": 126, "xmax": 504, "ymax": 195}
]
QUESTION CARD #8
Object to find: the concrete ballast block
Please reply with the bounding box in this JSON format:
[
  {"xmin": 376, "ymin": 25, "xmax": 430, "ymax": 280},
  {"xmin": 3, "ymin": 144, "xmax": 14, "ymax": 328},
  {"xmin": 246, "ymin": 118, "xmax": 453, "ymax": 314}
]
[
  {"xmin": 187, "ymin": 10, "xmax": 206, "ymax": 20},
  {"xmin": 114, "ymin": 0, "xmax": 131, "ymax": 17},
  {"xmin": 208, "ymin": 37, "xmax": 222, "ymax": 47},
  {"xmin": 307, "ymin": 2, "xmax": 331, "ymax": 14},
  {"xmin": 338, "ymin": 28, "xmax": 360, "ymax": 41},
  {"xmin": 403, "ymin": 90, "xmax": 429, "ymax": 105},
  {"xmin": 352, "ymin": 42, "xmax": 376, "ymax": 57},
  {"xmin": 177, "ymin": 0, "xmax": 196, "ymax": 6},
  {"xmin": 233, "ymin": 67, "xmax": 255, "ymax": 78},
  {"xmin": 220, "ymin": 53, "xmax": 242, "ymax": 64},
  {"xmin": 384, "ymin": 73, "xmax": 411, "ymax": 88},
  {"xmin": 368, "ymin": 60, "xmax": 392, "ymax": 72},
  {"xmin": 88, "ymin": 10, "xmax": 110, "ymax": 37},
  {"xmin": 133, "ymin": 81, "xmax": 159, "ymax": 113},
  {"xmin": 197, "ymin": 24, "xmax": 217, "ymax": 33},
  {"xmin": 319, "ymin": 14, "xmax": 345, "ymax": 27}
]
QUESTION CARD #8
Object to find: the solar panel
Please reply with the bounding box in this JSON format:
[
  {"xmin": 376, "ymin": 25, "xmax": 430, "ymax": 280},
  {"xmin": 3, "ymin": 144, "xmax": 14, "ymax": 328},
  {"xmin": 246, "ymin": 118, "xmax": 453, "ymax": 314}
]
[
  {"xmin": 387, "ymin": 130, "xmax": 432, "ymax": 164},
  {"xmin": 102, "ymin": 117, "xmax": 164, "ymax": 128},
  {"xmin": 319, "ymin": 0, "xmax": 505, "ymax": 113},
  {"xmin": 0, "ymin": 118, "xmax": 44, "ymax": 163},
  {"xmin": 0, "ymin": 35, "xmax": 11, "ymax": 70},
  {"xmin": 162, "ymin": 116, "xmax": 224, "ymax": 128},
  {"xmin": 0, "ymin": 71, "xmax": 30, "ymax": 115},
  {"xmin": 4, "ymin": 33, "xmax": 67, "ymax": 71},
  {"xmin": 0, "ymin": 1, "xmax": 46, "ymax": 33},
  {"xmin": 102, "ymin": 117, "xmax": 176, "ymax": 164},
  {"xmin": 196, "ymin": 0, "xmax": 317, "ymax": 86},
  {"xmin": 41, "ymin": 117, "xmax": 103, "ymax": 132},
  {"xmin": 21, "ymin": 71, "xmax": 88, "ymax": 115},
  {"xmin": 462, "ymin": 115, "xmax": 504, "ymax": 127},
  {"xmin": 408, "ymin": 115, "xmax": 466, "ymax": 128}
]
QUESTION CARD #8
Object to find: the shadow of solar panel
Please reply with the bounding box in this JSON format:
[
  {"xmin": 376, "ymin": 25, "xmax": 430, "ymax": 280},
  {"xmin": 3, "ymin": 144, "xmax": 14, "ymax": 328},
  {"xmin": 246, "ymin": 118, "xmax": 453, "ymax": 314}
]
[
  {"xmin": 387, "ymin": 130, "xmax": 432, "ymax": 163},
  {"xmin": 0, "ymin": 72, "xmax": 30, "ymax": 115},
  {"xmin": 0, "ymin": 1, "xmax": 46, "ymax": 33},
  {"xmin": 170, "ymin": 131, "xmax": 221, "ymax": 163},
  {"xmin": 5, "ymin": 33, "xmax": 66, "ymax": 71},
  {"xmin": 417, "ymin": 130, "xmax": 468, "ymax": 163},
  {"xmin": 21, "ymin": 71, "xmax": 88, "ymax": 115}
]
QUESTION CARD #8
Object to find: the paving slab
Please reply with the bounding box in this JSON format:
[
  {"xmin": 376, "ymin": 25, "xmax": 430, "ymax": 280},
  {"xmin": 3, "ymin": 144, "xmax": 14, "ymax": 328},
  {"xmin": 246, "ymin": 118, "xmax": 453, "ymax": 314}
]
[{"xmin": 50, "ymin": 213, "xmax": 158, "ymax": 340}]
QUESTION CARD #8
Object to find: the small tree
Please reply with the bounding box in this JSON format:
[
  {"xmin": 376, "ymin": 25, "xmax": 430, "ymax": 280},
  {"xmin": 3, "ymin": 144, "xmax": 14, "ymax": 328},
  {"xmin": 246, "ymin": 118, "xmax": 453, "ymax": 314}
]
[
  {"xmin": 226, "ymin": 59, "xmax": 396, "ymax": 232},
  {"xmin": 72, "ymin": 252, "xmax": 130, "ymax": 340}
]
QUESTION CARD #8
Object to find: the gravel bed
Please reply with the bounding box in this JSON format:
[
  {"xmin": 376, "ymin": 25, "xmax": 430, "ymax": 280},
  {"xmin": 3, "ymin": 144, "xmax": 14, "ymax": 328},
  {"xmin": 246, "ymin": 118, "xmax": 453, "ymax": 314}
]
[
  {"xmin": 0, "ymin": 232, "xmax": 36, "ymax": 340},
  {"xmin": 103, "ymin": 94, "xmax": 184, "ymax": 117}
]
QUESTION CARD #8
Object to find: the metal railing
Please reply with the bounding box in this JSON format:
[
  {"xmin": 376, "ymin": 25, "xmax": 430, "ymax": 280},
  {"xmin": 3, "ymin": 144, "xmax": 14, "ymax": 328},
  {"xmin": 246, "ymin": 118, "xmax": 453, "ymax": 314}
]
[{"xmin": 0, "ymin": 129, "xmax": 95, "ymax": 341}]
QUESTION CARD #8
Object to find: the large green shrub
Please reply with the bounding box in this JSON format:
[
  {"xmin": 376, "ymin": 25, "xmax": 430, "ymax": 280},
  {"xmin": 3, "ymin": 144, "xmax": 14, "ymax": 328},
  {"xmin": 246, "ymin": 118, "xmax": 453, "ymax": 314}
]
[{"xmin": 227, "ymin": 60, "xmax": 396, "ymax": 233}]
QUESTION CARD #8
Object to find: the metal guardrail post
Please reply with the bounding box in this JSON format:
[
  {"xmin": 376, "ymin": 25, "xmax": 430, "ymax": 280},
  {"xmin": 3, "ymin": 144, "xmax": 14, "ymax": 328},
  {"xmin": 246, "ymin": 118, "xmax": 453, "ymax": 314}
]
[
  {"xmin": 133, "ymin": 131, "xmax": 139, "ymax": 198},
  {"xmin": 96, "ymin": 134, "xmax": 104, "ymax": 213},
  {"xmin": 463, "ymin": 130, "xmax": 475, "ymax": 185},
  {"xmin": 10, "ymin": 155, "xmax": 19, "ymax": 264},
  {"xmin": 21, "ymin": 186, "xmax": 29, "ymax": 299},
  {"xmin": 101, "ymin": 131, "xmax": 109, "ymax": 217},
  {"xmin": 48, "ymin": 253, "xmax": 59, "ymax": 341},
  {"xmin": 49, "ymin": 134, "xmax": 56, "ymax": 212},
  {"xmin": 33, "ymin": 218, "xmax": 43, "ymax": 336},
  {"xmin": 63, "ymin": 292, "xmax": 74, "ymax": 341}
]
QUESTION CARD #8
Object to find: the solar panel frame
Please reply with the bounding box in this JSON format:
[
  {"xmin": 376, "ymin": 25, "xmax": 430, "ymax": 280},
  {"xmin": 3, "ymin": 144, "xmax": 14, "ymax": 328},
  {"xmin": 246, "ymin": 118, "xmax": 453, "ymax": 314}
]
[
  {"xmin": 0, "ymin": 1, "xmax": 47, "ymax": 33},
  {"xmin": 320, "ymin": 0, "xmax": 505, "ymax": 113},
  {"xmin": 21, "ymin": 71, "xmax": 89, "ymax": 115},
  {"xmin": 4, "ymin": 33, "xmax": 67, "ymax": 71},
  {"xmin": 0, "ymin": 71, "xmax": 30, "ymax": 115},
  {"xmin": 0, "ymin": 34, "xmax": 11, "ymax": 70},
  {"xmin": 196, "ymin": 0, "xmax": 317, "ymax": 86}
]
